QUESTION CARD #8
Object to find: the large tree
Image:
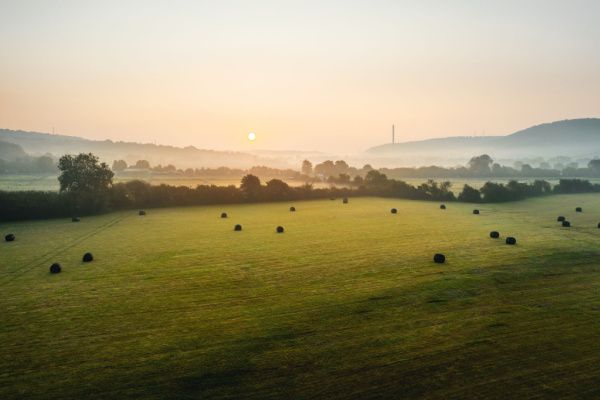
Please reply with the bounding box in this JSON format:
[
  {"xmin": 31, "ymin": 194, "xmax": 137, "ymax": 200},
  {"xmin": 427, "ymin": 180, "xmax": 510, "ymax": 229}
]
[
  {"xmin": 301, "ymin": 159, "xmax": 313, "ymax": 176},
  {"xmin": 468, "ymin": 154, "xmax": 493, "ymax": 175},
  {"xmin": 58, "ymin": 153, "xmax": 114, "ymax": 193},
  {"xmin": 240, "ymin": 174, "xmax": 262, "ymax": 200}
]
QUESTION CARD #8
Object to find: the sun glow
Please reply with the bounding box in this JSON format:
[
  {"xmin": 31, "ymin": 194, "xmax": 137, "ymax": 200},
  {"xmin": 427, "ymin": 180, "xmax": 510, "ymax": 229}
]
[{"xmin": 248, "ymin": 132, "xmax": 256, "ymax": 142}]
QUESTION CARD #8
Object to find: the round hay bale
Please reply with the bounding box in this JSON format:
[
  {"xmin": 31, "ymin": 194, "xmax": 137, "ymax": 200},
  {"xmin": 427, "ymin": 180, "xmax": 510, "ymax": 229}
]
[
  {"xmin": 433, "ymin": 253, "xmax": 445, "ymax": 263},
  {"xmin": 276, "ymin": 226, "xmax": 284, "ymax": 233},
  {"xmin": 82, "ymin": 252, "xmax": 94, "ymax": 262},
  {"xmin": 473, "ymin": 209, "xmax": 480, "ymax": 215},
  {"xmin": 50, "ymin": 263, "xmax": 61, "ymax": 274},
  {"xmin": 5, "ymin": 234, "xmax": 15, "ymax": 242},
  {"xmin": 234, "ymin": 224, "xmax": 242, "ymax": 231},
  {"xmin": 138, "ymin": 210, "xmax": 146, "ymax": 216},
  {"xmin": 342, "ymin": 197, "xmax": 348, "ymax": 204},
  {"xmin": 290, "ymin": 206, "xmax": 296, "ymax": 212},
  {"xmin": 557, "ymin": 216, "xmax": 565, "ymax": 222},
  {"xmin": 576, "ymin": 207, "xmax": 582, "ymax": 212},
  {"xmin": 440, "ymin": 204, "xmax": 446, "ymax": 210},
  {"xmin": 221, "ymin": 212, "xmax": 228, "ymax": 218},
  {"xmin": 597, "ymin": 222, "xmax": 600, "ymax": 229},
  {"xmin": 505, "ymin": 237, "xmax": 517, "ymax": 245},
  {"xmin": 391, "ymin": 208, "xmax": 397, "ymax": 214},
  {"xmin": 330, "ymin": 198, "xmax": 336, "ymax": 201},
  {"xmin": 490, "ymin": 231, "xmax": 500, "ymax": 239},
  {"xmin": 72, "ymin": 217, "xmax": 80, "ymax": 222},
  {"xmin": 562, "ymin": 220, "xmax": 571, "ymax": 227}
]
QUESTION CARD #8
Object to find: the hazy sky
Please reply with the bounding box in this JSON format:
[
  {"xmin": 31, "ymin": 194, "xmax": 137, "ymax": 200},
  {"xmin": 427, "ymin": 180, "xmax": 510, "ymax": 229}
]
[{"xmin": 1, "ymin": 0, "xmax": 599, "ymax": 153}]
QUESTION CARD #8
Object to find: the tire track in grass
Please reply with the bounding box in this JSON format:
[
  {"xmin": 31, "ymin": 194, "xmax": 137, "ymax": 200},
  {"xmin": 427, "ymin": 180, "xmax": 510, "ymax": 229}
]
[{"xmin": 0, "ymin": 214, "xmax": 129, "ymax": 287}]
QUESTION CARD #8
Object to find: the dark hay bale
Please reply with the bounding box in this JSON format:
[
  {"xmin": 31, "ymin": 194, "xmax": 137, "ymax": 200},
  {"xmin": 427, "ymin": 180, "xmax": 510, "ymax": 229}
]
[
  {"xmin": 50, "ymin": 263, "xmax": 61, "ymax": 274},
  {"xmin": 234, "ymin": 224, "xmax": 242, "ymax": 231},
  {"xmin": 391, "ymin": 208, "xmax": 397, "ymax": 214},
  {"xmin": 562, "ymin": 220, "xmax": 571, "ymax": 227},
  {"xmin": 290, "ymin": 206, "xmax": 296, "ymax": 212},
  {"xmin": 597, "ymin": 222, "xmax": 600, "ymax": 229},
  {"xmin": 139, "ymin": 210, "xmax": 146, "ymax": 216},
  {"xmin": 221, "ymin": 212, "xmax": 228, "ymax": 218},
  {"xmin": 276, "ymin": 226, "xmax": 285, "ymax": 233},
  {"xmin": 82, "ymin": 252, "xmax": 94, "ymax": 262},
  {"xmin": 473, "ymin": 209, "xmax": 480, "ymax": 215},
  {"xmin": 72, "ymin": 217, "xmax": 80, "ymax": 222},
  {"xmin": 330, "ymin": 198, "xmax": 336, "ymax": 201},
  {"xmin": 440, "ymin": 204, "xmax": 446, "ymax": 210},
  {"xmin": 490, "ymin": 231, "xmax": 500, "ymax": 239},
  {"xmin": 433, "ymin": 253, "xmax": 445, "ymax": 263},
  {"xmin": 576, "ymin": 207, "xmax": 582, "ymax": 212},
  {"xmin": 342, "ymin": 197, "xmax": 348, "ymax": 204},
  {"xmin": 5, "ymin": 234, "xmax": 15, "ymax": 242},
  {"xmin": 557, "ymin": 216, "xmax": 565, "ymax": 222},
  {"xmin": 505, "ymin": 237, "xmax": 517, "ymax": 245}
]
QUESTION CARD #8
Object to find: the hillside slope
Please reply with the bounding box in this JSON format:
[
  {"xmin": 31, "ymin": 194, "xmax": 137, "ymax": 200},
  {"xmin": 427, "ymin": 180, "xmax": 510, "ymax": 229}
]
[
  {"xmin": 0, "ymin": 129, "xmax": 286, "ymax": 168},
  {"xmin": 367, "ymin": 119, "xmax": 600, "ymax": 159}
]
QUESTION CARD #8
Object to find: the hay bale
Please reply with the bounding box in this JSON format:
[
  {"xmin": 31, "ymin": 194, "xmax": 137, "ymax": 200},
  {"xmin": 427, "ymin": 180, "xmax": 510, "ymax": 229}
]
[
  {"xmin": 276, "ymin": 226, "xmax": 285, "ymax": 233},
  {"xmin": 234, "ymin": 224, "xmax": 242, "ymax": 231},
  {"xmin": 82, "ymin": 252, "xmax": 94, "ymax": 262},
  {"xmin": 138, "ymin": 210, "xmax": 146, "ymax": 216},
  {"xmin": 557, "ymin": 216, "xmax": 565, "ymax": 222},
  {"xmin": 440, "ymin": 204, "xmax": 446, "ymax": 210},
  {"xmin": 290, "ymin": 206, "xmax": 296, "ymax": 212},
  {"xmin": 597, "ymin": 222, "xmax": 600, "ymax": 229},
  {"xmin": 576, "ymin": 207, "xmax": 583, "ymax": 212},
  {"xmin": 391, "ymin": 208, "xmax": 397, "ymax": 214},
  {"xmin": 490, "ymin": 231, "xmax": 500, "ymax": 239},
  {"xmin": 433, "ymin": 253, "xmax": 445, "ymax": 263},
  {"xmin": 562, "ymin": 220, "xmax": 571, "ymax": 227},
  {"xmin": 50, "ymin": 263, "xmax": 61, "ymax": 274},
  {"xmin": 505, "ymin": 237, "xmax": 517, "ymax": 245},
  {"xmin": 342, "ymin": 197, "xmax": 348, "ymax": 204},
  {"xmin": 5, "ymin": 234, "xmax": 15, "ymax": 242},
  {"xmin": 221, "ymin": 212, "xmax": 228, "ymax": 218},
  {"xmin": 330, "ymin": 198, "xmax": 336, "ymax": 201},
  {"xmin": 72, "ymin": 217, "xmax": 80, "ymax": 222},
  {"xmin": 472, "ymin": 209, "xmax": 480, "ymax": 215}
]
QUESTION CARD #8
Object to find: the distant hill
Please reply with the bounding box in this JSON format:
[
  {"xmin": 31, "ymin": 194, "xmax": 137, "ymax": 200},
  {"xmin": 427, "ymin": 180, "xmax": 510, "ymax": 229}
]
[
  {"xmin": 367, "ymin": 119, "xmax": 600, "ymax": 161},
  {"xmin": 0, "ymin": 140, "xmax": 27, "ymax": 161},
  {"xmin": 0, "ymin": 129, "xmax": 289, "ymax": 169}
]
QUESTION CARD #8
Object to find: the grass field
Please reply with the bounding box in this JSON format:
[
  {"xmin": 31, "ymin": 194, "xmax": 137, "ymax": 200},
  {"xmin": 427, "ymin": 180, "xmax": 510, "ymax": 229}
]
[{"xmin": 3, "ymin": 195, "xmax": 600, "ymax": 399}]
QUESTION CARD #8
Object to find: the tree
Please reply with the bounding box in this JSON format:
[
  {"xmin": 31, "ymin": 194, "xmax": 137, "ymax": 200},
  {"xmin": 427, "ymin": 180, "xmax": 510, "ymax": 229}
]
[
  {"xmin": 112, "ymin": 160, "xmax": 128, "ymax": 172},
  {"xmin": 265, "ymin": 179, "xmax": 291, "ymax": 200},
  {"xmin": 58, "ymin": 153, "xmax": 114, "ymax": 193},
  {"xmin": 240, "ymin": 174, "xmax": 262, "ymax": 200},
  {"xmin": 135, "ymin": 160, "xmax": 151, "ymax": 169},
  {"xmin": 588, "ymin": 159, "xmax": 600, "ymax": 174},
  {"xmin": 458, "ymin": 184, "xmax": 481, "ymax": 202},
  {"xmin": 58, "ymin": 153, "xmax": 114, "ymax": 214},
  {"xmin": 468, "ymin": 154, "xmax": 493, "ymax": 175},
  {"xmin": 314, "ymin": 160, "xmax": 335, "ymax": 177},
  {"xmin": 301, "ymin": 160, "xmax": 313, "ymax": 176},
  {"xmin": 364, "ymin": 170, "xmax": 388, "ymax": 187}
]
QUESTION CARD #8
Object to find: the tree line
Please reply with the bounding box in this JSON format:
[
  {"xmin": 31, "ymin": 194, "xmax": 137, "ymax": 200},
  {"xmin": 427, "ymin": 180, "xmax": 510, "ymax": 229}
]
[{"xmin": 2, "ymin": 153, "xmax": 600, "ymax": 222}]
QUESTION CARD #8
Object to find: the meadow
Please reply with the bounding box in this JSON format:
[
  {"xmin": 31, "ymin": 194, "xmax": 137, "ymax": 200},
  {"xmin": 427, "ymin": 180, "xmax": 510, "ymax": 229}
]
[{"xmin": 2, "ymin": 195, "xmax": 600, "ymax": 399}]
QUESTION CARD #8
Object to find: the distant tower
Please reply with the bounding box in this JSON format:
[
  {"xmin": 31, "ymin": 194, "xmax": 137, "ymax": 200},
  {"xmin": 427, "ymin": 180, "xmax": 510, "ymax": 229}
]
[{"xmin": 392, "ymin": 124, "xmax": 395, "ymax": 144}]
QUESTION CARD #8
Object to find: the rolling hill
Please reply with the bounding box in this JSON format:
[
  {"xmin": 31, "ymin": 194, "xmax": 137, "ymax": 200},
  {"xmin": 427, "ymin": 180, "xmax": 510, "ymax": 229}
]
[
  {"xmin": 367, "ymin": 119, "xmax": 600, "ymax": 161},
  {"xmin": 0, "ymin": 129, "xmax": 288, "ymax": 169}
]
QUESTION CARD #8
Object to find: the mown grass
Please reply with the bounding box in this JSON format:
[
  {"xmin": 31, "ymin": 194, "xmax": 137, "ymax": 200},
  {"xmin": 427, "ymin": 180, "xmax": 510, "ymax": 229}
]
[{"xmin": 2, "ymin": 195, "xmax": 600, "ymax": 399}]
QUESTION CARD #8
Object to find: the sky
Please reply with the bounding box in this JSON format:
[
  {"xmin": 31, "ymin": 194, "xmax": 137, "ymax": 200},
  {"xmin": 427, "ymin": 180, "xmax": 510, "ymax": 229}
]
[{"xmin": 1, "ymin": 0, "xmax": 600, "ymax": 153}]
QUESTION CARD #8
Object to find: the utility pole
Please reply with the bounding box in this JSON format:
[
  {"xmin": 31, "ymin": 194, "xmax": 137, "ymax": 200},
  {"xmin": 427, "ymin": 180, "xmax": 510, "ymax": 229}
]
[{"xmin": 392, "ymin": 124, "xmax": 395, "ymax": 144}]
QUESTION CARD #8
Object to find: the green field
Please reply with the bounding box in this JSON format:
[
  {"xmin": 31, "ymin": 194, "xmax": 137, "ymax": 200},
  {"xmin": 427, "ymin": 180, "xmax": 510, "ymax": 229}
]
[{"xmin": 3, "ymin": 195, "xmax": 600, "ymax": 399}]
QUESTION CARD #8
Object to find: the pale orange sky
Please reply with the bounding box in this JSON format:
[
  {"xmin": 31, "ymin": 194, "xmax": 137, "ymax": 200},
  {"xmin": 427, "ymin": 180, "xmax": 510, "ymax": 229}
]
[{"xmin": 1, "ymin": 0, "xmax": 599, "ymax": 153}]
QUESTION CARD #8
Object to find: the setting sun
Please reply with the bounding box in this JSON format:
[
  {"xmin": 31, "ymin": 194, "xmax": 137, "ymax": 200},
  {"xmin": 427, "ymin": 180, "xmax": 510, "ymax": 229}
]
[{"xmin": 248, "ymin": 132, "xmax": 256, "ymax": 142}]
